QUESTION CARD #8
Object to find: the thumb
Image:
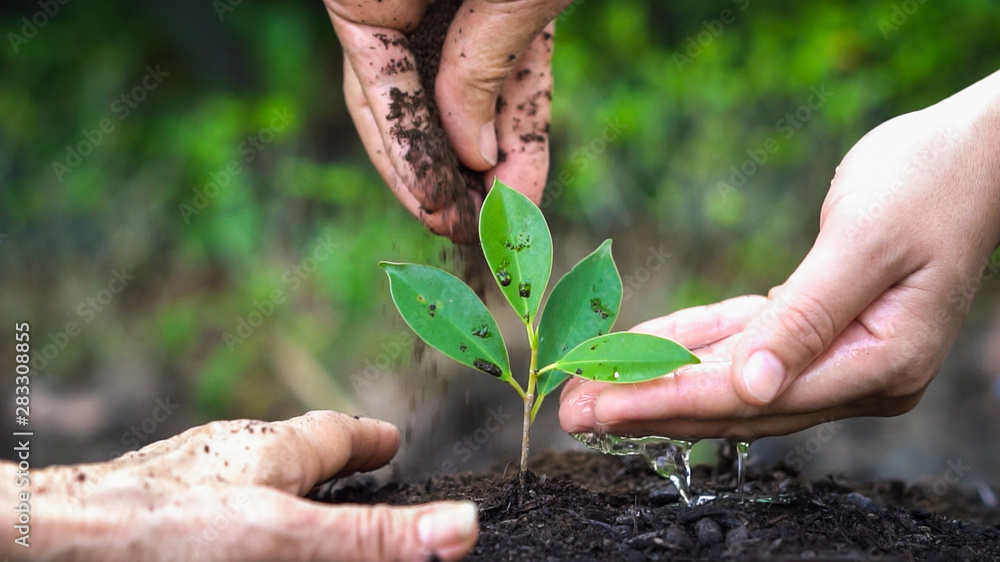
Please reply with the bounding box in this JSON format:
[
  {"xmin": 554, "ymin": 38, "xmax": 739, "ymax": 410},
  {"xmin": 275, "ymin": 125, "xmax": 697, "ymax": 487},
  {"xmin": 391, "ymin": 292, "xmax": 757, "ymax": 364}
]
[
  {"xmin": 436, "ymin": 0, "xmax": 571, "ymax": 170},
  {"xmin": 731, "ymin": 227, "xmax": 904, "ymax": 406},
  {"xmin": 323, "ymin": 501, "xmax": 478, "ymax": 562}
]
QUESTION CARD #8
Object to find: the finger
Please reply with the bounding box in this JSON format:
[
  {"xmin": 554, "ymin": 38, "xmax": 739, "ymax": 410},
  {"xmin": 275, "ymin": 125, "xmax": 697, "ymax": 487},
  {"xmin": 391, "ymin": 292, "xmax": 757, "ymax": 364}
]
[
  {"xmin": 316, "ymin": 501, "xmax": 478, "ymax": 562},
  {"xmin": 630, "ymin": 295, "xmax": 768, "ymax": 350},
  {"xmin": 199, "ymin": 487, "xmax": 477, "ymax": 562},
  {"xmin": 343, "ymin": 56, "xmax": 477, "ymax": 238},
  {"xmin": 730, "ymin": 226, "xmax": 912, "ymax": 407},
  {"xmin": 588, "ymin": 408, "xmax": 860, "ymax": 441},
  {"xmin": 331, "ymin": 10, "xmax": 467, "ymax": 216},
  {"xmin": 556, "ymin": 326, "xmax": 744, "ymax": 433},
  {"xmin": 563, "ymin": 316, "xmax": 913, "ymax": 436},
  {"xmin": 487, "ymin": 21, "xmax": 555, "ymax": 203},
  {"xmin": 558, "ymin": 360, "xmax": 747, "ymax": 434},
  {"xmin": 559, "ymin": 295, "xmax": 767, "ymax": 431},
  {"xmin": 274, "ymin": 411, "xmax": 400, "ymax": 495},
  {"xmin": 436, "ymin": 0, "xmax": 572, "ymax": 171}
]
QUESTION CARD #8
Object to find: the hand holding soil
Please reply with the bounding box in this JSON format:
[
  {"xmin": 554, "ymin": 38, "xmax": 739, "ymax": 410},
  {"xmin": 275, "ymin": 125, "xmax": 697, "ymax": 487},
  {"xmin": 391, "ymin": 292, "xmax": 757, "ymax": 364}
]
[
  {"xmin": 561, "ymin": 70, "xmax": 1000, "ymax": 440},
  {"xmin": 0, "ymin": 412, "xmax": 477, "ymax": 562},
  {"xmin": 325, "ymin": 0, "xmax": 571, "ymax": 242}
]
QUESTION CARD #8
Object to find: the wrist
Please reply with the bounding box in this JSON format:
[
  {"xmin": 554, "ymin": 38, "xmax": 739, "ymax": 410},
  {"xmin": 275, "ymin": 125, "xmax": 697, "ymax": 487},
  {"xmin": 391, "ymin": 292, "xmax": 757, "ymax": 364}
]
[
  {"xmin": 931, "ymin": 70, "xmax": 1000, "ymax": 248},
  {"xmin": 934, "ymin": 69, "xmax": 1000, "ymax": 128}
]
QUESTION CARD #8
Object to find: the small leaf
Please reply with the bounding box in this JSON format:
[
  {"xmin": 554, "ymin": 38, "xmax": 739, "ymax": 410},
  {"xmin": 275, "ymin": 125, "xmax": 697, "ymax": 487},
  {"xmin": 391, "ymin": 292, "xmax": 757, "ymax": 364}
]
[
  {"xmin": 535, "ymin": 240, "xmax": 621, "ymax": 397},
  {"xmin": 553, "ymin": 333, "xmax": 699, "ymax": 383},
  {"xmin": 479, "ymin": 178, "xmax": 552, "ymax": 325},
  {"xmin": 380, "ymin": 262, "xmax": 511, "ymax": 381}
]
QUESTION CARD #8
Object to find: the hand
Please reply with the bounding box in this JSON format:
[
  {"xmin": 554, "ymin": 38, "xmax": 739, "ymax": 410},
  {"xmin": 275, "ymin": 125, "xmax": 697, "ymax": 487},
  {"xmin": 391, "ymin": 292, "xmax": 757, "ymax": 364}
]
[
  {"xmin": 325, "ymin": 0, "xmax": 572, "ymax": 242},
  {"xmin": 3, "ymin": 411, "xmax": 477, "ymax": 562},
  {"xmin": 560, "ymin": 71, "xmax": 1000, "ymax": 440}
]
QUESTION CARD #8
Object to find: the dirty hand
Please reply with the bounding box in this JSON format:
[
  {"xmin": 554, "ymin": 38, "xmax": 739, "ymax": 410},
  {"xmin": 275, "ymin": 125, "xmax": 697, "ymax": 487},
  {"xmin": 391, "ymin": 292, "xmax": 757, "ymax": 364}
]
[
  {"xmin": 325, "ymin": 0, "xmax": 572, "ymax": 242},
  {"xmin": 2, "ymin": 411, "xmax": 477, "ymax": 562},
  {"xmin": 560, "ymin": 70, "xmax": 1000, "ymax": 439}
]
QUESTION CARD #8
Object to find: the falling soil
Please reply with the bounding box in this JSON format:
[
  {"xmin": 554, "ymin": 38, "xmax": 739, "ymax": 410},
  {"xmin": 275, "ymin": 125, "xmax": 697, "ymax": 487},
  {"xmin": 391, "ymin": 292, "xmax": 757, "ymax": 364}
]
[
  {"xmin": 313, "ymin": 450, "xmax": 1000, "ymax": 561},
  {"xmin": 387, "ymin": 0, "xmax": 483, "ymax": 244}
]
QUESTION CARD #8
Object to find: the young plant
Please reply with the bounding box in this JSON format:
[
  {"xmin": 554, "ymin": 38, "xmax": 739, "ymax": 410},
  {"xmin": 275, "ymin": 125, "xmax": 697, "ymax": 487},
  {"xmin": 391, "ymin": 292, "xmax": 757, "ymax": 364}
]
[{"xmin": 380, "ymin": 179, "xmax": 699, "ymax": 488}]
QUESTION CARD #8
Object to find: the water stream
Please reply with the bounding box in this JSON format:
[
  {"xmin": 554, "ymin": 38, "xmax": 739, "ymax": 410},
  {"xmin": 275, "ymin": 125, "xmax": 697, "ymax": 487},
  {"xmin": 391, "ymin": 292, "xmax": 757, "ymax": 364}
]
[
  {"xmin": 572, "ymin": 433, "xmax": 698, "ymax": 505},
  {"xmin": 735, "ymin": 439, "xmax": 750, "ymax": 501},
  {"xmin": 573, "ymin": 433, "xmax": 758, "ymax": 506}
]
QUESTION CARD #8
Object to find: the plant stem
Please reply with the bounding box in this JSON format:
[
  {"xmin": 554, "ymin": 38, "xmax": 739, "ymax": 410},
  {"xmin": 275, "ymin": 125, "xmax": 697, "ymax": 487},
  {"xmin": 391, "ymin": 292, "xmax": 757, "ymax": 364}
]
[
  {"xmin": 507, "ymin": 378, "xmax": 526, "ymax": 401},
  {"xmin": 519, "ymin": 323, "xmax": 539, "ymax": 493},
  {"xmin": 521, "ymin": 363, "xmax": 536, "ymax": 492},
  {"xmin": 530, "ymin": 393, "xmax": 544, "ymax": 422},
  {"xmin": 535, "ymin": 363, "xmax": 558, "ymax": 376}
]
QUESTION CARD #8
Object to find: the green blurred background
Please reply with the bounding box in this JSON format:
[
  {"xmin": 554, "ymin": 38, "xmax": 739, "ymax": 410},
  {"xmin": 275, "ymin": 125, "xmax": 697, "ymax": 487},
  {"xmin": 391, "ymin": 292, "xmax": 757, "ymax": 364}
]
[{"xmin": 2, "ymin": 0, "xmax": 1000, "ymax": 486}]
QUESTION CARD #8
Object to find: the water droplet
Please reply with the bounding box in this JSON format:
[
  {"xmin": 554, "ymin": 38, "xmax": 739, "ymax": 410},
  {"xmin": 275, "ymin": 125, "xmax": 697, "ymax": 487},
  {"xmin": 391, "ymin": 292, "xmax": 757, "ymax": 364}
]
[
  {"xmin": 471, "ymin": 324, "xmax": 492, "ymax": 338},
  {"xmin": 518, "ymin": 281, "xmax": 531, "ymax": 298},
  {"xmin": 473, "ymin": 358, "xmax": 503, "ymax": 378}
]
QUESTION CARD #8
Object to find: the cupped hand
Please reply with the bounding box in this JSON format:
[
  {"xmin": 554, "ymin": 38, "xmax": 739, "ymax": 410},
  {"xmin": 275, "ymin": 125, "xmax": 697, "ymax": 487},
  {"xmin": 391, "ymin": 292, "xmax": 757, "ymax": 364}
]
[
  {"xmin": 15, "ymin": 411, "xmax": 477, "ymax": 562},
  {"xmin": 325, "ymin": 0, "xmax": 571, "ymax": 242},
  {"xmin": 560, "ymin": 73, "xmax": 1000, "ymax": 440}
]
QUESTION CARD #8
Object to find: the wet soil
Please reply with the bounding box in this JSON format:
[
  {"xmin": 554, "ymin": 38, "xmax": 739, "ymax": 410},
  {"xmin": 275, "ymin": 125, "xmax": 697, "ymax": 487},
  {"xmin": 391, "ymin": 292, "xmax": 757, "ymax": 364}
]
[{"xmin": 313, "ymin": 450, "xmax": 1000, "ymax": 561}]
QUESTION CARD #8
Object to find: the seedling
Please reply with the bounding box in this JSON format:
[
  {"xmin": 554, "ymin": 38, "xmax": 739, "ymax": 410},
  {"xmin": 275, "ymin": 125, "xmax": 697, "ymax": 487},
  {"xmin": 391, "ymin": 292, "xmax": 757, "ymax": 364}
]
[{"xmin": 380, "ymin": 179, "xmax": 699, "ymax": 489}]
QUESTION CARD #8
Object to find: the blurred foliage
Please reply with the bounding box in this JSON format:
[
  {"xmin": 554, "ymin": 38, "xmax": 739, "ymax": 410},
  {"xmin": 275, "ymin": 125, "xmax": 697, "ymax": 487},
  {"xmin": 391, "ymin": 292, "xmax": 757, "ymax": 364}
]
[{"xmin": 1, "ymin": 0, "xmax": 999, "ymax": 421}]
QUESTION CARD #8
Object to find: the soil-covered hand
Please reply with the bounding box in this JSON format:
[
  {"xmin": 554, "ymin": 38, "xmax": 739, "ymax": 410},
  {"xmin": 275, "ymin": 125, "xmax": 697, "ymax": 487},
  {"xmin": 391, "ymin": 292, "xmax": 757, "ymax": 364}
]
[
  {"xmin": 1, "ymin": 411, "xmax": 477, "ymax": 562},
  {"xmin": 560, "ymin": 71, "xmax": 1000, "ymax": 440},
  {"xmin": 325, "ymin": 0, "xmax": 571, "ymax": 242}
]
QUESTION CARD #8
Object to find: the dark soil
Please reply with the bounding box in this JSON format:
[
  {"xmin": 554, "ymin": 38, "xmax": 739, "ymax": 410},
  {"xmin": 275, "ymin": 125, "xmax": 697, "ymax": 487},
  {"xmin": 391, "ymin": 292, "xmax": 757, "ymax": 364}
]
[
  {"xmin": 313, "ymin": 450, "xmax": 1000, "ymax": 561},
  {"xmin": 386, "ymin": 0, "xmax": 483, "ymax": 243}
]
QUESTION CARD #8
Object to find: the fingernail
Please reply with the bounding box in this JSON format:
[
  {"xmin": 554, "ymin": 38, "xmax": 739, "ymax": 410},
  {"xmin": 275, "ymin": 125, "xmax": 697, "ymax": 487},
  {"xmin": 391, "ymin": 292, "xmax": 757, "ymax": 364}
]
[
  {"xmin": 741, "ymin": 350, "xmax": 785, "ymax": 403},
  {"xmin": 560, "ymin": 383, "xmax": 598, "ymax": 432},
  {"xmin": 418, "ymin": 501, "xmax": 478, "ymax": 551},
  {"xmin": 479, "ymin": 121, "xmax": 498, "ymax": 167}
]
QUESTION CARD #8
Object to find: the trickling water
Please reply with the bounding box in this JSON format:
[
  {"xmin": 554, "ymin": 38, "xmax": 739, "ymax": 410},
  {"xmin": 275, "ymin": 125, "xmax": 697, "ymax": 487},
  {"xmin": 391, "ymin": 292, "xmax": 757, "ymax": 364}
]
[
  {"xmin": 572, "ymin": 433, "xmax": 697, "ymax": 506},
  {"xmin": 734, "ymin": 440, "xmax": 751, "ymax": 502}
]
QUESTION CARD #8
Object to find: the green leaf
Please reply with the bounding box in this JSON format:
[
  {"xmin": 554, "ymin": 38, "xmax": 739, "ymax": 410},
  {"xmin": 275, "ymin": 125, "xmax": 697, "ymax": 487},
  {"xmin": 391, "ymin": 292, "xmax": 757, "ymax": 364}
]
[
  {"xmin": 380, "ymin": 262, "xmax": 511, "ymax": 381},
  {"xmin": 535, "ymin": 239, "xmax": 621, "ymax": 397},
  {"xmin": 553, "ymin": 333, "xmax": 699, "ymax": 383},
  {"xmin": 479, "ymin": 178, "xmax": 552, "ymax": 325}
]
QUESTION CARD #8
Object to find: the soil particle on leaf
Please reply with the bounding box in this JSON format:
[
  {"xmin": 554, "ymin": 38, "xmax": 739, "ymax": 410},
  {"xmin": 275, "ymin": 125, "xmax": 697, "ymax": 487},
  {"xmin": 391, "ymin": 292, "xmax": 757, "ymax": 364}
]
[
  {"xmin": 472, "ymin": 358, "xmax": 502, "ymax": 378},
  {"xmin": 312, "ymin": 450, "xmax": 1000, "ymax": 561}
]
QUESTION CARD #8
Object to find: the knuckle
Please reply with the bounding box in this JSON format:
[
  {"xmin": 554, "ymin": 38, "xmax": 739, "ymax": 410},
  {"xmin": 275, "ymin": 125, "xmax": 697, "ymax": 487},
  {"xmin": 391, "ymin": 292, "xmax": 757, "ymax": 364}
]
[
  {"xmin": 774, "ymin": 296, "xmax": 836, "ymax": 362},
  {"xmin": 354, "ymin": 505, "xmax": 402, "ymax": 561},
  {"xmin": 442, "ymin": 57, "xmax": 508, "ymax": 103}
]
